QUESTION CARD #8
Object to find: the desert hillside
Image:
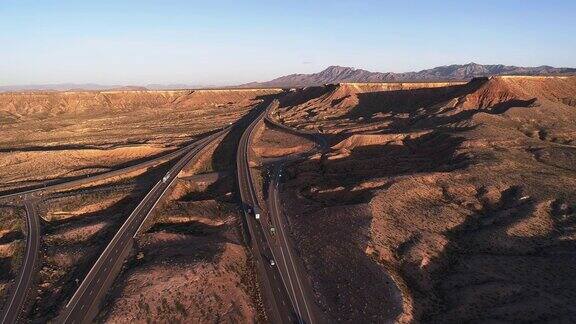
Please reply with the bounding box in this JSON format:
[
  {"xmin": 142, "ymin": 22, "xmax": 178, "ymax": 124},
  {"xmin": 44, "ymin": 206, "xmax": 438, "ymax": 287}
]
[
  {"xmin": 0, "ymin": 89, "xmax": 281, "ymax": 193},
  {"xmin": 0, "ymin": 89, "xmax": 281, "ymax": 120},
  {"xmin": 269, "ymin": 76, "xmax": 576, "ymax": 322},
  {"xmin": 0, "ymin": 88, "xmax": 280, "ymax": 322},
  {"xmin": 243, "ymin": 63, "xmax": 576, "ymax": 88}
]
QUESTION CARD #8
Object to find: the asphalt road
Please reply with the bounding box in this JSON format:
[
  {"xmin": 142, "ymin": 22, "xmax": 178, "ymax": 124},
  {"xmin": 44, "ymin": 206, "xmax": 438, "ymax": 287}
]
[
  {"xmin": 266, "ymin": 165, "xmax": 320, "ymax": 324},
  {"xmin": 0, "ymin": 133, "xmax": 216, "ymax": 201},
  {"xmin": 58, "ymin": 128, "xmax": 228, "ymax": 324},
  {"xmin": 236, "ymin": 104, "xmax": 303, "ymax": 324},
  {"xmin": 0, "ymin": 130, "xmax": 222, "ymax": 323},
  {"xmin": 0, "ymin": 197, "xmax": 40, "ymax": 324},
  {"xmin": 261, "ymin": 100, "xmax": 331, "ymax": 323}
]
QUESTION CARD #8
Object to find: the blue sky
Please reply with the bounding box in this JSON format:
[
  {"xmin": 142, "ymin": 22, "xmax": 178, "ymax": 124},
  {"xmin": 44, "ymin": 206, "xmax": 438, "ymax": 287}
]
[{"xmin": 1, "ymin": 0, "xmax": 575, "ymax": 85}]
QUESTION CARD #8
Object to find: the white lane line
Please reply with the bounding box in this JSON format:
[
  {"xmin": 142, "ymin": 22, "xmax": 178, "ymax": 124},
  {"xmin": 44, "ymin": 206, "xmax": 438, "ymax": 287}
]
[
  {"xmin": 0, "ymin": 200, "xmax": 37, "ymax": 323},
  {"xmin": 275, "ymin": 206, "xmax": 302, "ymax": 319},
  {"xmin": 60, "ymin": 132, "xmax": 229, "ymax": 323},
  {"xmin": 274, "ymin": 170, "xmax": 313, "ymax": 323},
  {"xmin": 242, "ymin": 107, "xmax": 304, "ymax": 317}
]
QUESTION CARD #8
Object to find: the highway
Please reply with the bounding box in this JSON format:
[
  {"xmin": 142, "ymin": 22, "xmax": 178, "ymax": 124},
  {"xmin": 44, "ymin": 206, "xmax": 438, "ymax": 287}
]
[
  {"xmin": 266, "ymin": 165, "xmax": 319, "ymax": 324},
  {"xmin": 58, "ymin": 128, "xmax": 228, "ymax": 324},
  {"xmin": 0, "ymin": 130, "xmax": 222, "ymax": 323},
  {"xmin": 237, "ymin": 104, "xmax": 303, "ymax": 323},
  {"xmin": 0, "ymin": 197, "xmax": 41, "ymax": 324},
  {"xmin": 0, "ymin": 132, "xmax": 218, "ymax": 201},
  {"xmin": 260, "ymin": 100, "xmax": 329, "ymax": 323}
]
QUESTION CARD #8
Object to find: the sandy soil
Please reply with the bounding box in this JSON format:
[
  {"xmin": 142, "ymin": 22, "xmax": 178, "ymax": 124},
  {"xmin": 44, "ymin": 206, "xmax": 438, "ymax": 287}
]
[
  {"xmin": 252, "ymin": 122, "xmax": 314, "ymax": 158},
  {"xmin": 28, "ymin": 170, "xmax": 159, "ymax": 321},
  {"xmin": 271, "ymin": 76, "xmax": 576, "ymax": 323},
  {"xmin": 0, "ymin": 89, "xmax": 281, "ymax": 192},
  {"xmin": 98, "ymin": 124, "xmax": 262, "ymax": 323},
  {"xmin": 0, "ymin": 206, "xmax": 25, "ymax": 304},
  {"xmin": 0, "ymin": 88, "xmax": 279, "ymax": 321}
]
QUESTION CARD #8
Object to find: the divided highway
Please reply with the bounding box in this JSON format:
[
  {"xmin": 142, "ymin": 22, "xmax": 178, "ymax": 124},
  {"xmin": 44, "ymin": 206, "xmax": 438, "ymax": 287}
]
[
  {"xmin": 58, "ymin": 128, "xmax": 228, "ymax": 324},
  {"xmin": 266, "ymin": 165, "xmax": 318, "ymax": 324},
  {"xmin": 0, "ymin": 197, "xmax": 40, "ymax": 324},
  {"xmin": 237, "ymin": 105, "xmax": 300, "ymax": 323},
  {"xmin": 0, "ymin": 130, "xmax": 222, "ymax": 323},
  {"xmin": 237, "ymin": 101, "xmax": 327, "ymax": 324},
  {"xmin": 2, "ymin": 98, "xmax": 323, "ymax": 323},
  {"xmin": 262, "ymin": 102, "xmax": 328, "ymax": 324}
]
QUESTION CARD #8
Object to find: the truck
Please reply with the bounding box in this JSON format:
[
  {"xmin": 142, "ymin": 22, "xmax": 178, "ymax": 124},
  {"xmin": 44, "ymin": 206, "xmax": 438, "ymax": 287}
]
[
  {"xmin": 246, "ymin": 205, "xmax": 261, "ymax": 220},
  {"xmin": 253, "ymin": 206, "xmax": 261, "ymax": 220}
]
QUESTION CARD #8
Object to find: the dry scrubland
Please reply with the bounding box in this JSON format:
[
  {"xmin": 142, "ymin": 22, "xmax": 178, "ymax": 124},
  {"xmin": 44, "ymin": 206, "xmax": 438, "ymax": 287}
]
[
  {"xmin": 267, "ymin": 76, "xmax": 576, "ymax": 323},
  {"xmin": 0, "ymin": 89, "xmax": 279, "ymax": 321},
  {"xmin": 99, "ymin": 133, "xmax": 261, "ymax": 323},
  {"xmin": 0, "ymin": 205, "xmax": 25, "ymax": 304},
  {"xmin": 0, "ymin": 89, "xmax": 280, "ymax": 192},
  {"xmin": 30, "ymin": 172, "xmax": 159, "ymax": 321},
  {"xmin": 2, "ymin": 78, "xmax": 575, "ymax": 323}
]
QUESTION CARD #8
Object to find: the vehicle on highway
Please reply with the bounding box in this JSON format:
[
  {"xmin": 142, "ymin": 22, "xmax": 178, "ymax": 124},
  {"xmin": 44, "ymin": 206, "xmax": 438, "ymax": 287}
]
[
  {"xmin": 246, "ymin": 205, "xmax": 261, "ymax": 219},
  {"xmin": 269, "ymin": 258, "xmax": 276, "ymax": 266},
  {"xmin": 253, "ymin": 206, "xmax": 261, "ymax": 220},
  {"xmin": 162, "ymin": 172, "xmax": 171, "ymax": 183},
  {"xmin": 270, "ymin": 226, "xmax": 276, "ymax": 236}
]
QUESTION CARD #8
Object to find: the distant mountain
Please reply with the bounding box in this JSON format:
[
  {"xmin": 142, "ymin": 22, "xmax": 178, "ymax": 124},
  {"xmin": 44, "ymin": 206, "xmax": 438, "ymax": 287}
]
[
  {"xmin": 0, "ymin": 83, "xmax": 125, "ymax": 92},
  {"xmin": 0, "ymin": 83, "xmax": 214, "ymax": 92},
  {"xmin": 241, "ymin": 63, "xmax": 576, "ymax": 88}
]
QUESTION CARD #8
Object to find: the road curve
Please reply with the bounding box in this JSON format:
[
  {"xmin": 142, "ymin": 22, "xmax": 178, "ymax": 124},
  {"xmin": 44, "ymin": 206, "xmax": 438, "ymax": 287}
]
[
  {"xmin": 0, "ymin": 198, "xmax": 41, "ymax": 324},
  {"xmin": 237, "ymin": 103, "xmax": 302, "ymax": 323},
  {"xmin": 58, "ymin": 129, "xmax": 228, "ymax": 324},
  {"xmin": 264, "ymin": 100, "xmax": 329, "ymax": 151},
  {"xmin": 262, "ymin": 100, "xmax": 332, "ymax": 323}
]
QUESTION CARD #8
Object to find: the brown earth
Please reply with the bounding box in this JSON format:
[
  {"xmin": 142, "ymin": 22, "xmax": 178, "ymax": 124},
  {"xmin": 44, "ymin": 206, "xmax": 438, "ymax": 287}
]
[
  {"xmin": 0, "ymin": 89, "xmax": 281, "ymax": 192},
  {"xmin": 270, "ymin": 76, "xmax": 576, "ymax": 323},
  {"xmin": 30, "ymin": 178, "xmax": 149, "ymax": 322},
  {"xmin": 0, "ymin": 205, "xmax": 25, "ymax": 304},
  {"xmin": 99, "ymin": 136, "xmax": 261, "ymax": 323},
  {"xmin": 0, "ymin": 89, "xmax": 278, "ymax": 321},
  {"xmin": 252, "ymin": 122, "xmax": 314, "ymax": 158}
]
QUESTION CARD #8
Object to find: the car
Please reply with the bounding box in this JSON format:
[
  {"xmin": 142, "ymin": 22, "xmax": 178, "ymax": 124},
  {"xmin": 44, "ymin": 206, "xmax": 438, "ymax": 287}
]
[
  {"xmin": 270, "ymin": 227, "xmax": 276, "ymax": 236},
  {"xmin": 162, "ymin": 172, "xmax": 171, "ymax": 183},
  {"xmin": 269, "ymin": 258, "xmax": 276, "ymax": 266}
]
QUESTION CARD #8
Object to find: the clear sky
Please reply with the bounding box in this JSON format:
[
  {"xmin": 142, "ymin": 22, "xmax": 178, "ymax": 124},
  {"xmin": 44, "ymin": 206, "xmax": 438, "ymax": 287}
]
[{"xmin": 1, "ymin": 0, "xmax": 575, "ymax": 86}]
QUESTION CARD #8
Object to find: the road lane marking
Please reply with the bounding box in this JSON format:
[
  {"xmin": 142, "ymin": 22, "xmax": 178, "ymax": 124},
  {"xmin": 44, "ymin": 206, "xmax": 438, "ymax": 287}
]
[
  {"xmin": 59, "ymin": 130, "xmax": 230, "ymax": 323},
  {"xmin": 273, "ymin": 168, "xmax": 313, "ymax": 323}
]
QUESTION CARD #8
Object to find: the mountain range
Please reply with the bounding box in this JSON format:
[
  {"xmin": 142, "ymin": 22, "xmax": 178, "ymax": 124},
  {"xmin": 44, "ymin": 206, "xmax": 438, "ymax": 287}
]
[
  {"xmin": 2, "ymin": 63, "xmax": 575, "ymax": 92},
  {"xmin": 241, "ymin": 63, "xmax": 576, "ymax": 88}
]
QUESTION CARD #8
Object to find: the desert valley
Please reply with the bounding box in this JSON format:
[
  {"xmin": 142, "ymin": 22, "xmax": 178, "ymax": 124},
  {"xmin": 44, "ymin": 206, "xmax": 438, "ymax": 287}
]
[{"xmin": 0, "ymin": 62, "xmax": 575, "ymax": 323}]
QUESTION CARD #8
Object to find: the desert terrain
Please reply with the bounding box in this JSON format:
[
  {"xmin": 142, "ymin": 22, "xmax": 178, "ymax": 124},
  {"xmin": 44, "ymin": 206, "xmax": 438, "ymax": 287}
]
[
  {"xmin": 260, "ymin": 76, "xmax": 576, "ymax": 322},
  {"xmin": 0, "ymin": 88, "xmax": 281, "ymax": 322},
  {"xmin": 0, "ymin": 89, "xmax": 279, "ymax": 193},
  {"xmin": 0, "ymin": 75, "xmax": 575, "ymax": 323}
]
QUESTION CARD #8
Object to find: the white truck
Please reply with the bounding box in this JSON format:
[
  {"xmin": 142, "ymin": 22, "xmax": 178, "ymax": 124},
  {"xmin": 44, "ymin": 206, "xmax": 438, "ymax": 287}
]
[{"xmin": 247, "ymin": 206, "xmax": 261, "ymax": 220}]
